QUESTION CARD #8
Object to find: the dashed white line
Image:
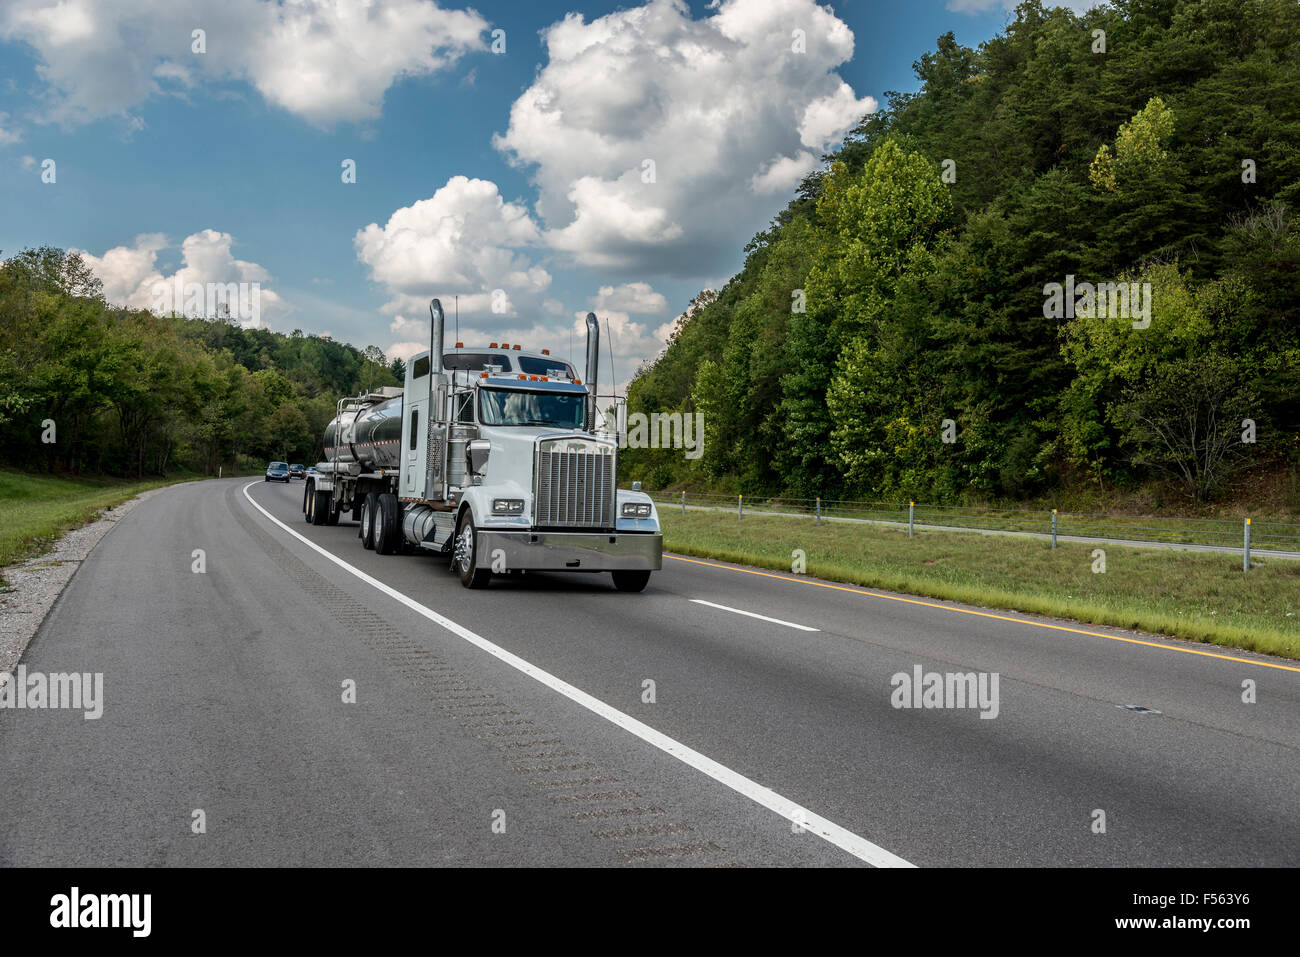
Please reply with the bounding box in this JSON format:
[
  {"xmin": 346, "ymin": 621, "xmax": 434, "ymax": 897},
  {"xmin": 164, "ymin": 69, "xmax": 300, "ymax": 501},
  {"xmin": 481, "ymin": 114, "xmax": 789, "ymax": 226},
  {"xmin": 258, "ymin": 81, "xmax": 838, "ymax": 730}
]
[
  {"xmin": 689, "ymin": 598, "xmax": 820, "ymax": 632},
  {"xmin": 241, "ymin": 481, "xmax": 912, "ymax": 868}
]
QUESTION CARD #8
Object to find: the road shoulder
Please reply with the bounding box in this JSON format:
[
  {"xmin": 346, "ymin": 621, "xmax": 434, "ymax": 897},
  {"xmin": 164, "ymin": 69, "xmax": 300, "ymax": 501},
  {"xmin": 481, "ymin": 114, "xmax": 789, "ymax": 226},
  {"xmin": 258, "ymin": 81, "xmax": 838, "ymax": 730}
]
[{"xmin": 0, "ymin": 485, "xmax": 176, "ymax": 673}]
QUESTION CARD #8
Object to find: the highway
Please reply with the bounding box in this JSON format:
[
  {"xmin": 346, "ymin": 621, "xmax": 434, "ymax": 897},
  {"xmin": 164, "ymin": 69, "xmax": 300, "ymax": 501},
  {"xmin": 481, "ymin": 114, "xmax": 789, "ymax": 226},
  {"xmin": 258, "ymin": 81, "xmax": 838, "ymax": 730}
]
[{"xmin": 2, "ymin": 477, "xmax": 1298, "ymax": 867}]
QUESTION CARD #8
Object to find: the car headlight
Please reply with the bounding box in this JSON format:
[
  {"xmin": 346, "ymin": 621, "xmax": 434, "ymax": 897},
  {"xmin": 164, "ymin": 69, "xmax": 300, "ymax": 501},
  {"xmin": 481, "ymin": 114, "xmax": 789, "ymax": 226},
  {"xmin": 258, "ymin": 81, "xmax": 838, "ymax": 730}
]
[
  {"xmin": 492, "ymin": 499, "xmax": 525, "ymax": 515},
  {"xmin": 621, "ymin": 502, "xmax": 652, "ymax": 518}
]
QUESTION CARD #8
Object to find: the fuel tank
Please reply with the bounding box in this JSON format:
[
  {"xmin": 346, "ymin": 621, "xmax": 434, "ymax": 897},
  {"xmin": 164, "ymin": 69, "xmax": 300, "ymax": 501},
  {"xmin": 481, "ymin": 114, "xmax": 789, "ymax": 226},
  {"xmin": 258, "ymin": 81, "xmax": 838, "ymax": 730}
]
[{"xmin": 322, "ymin": 394, "xmax": 403, "ymax": 471}]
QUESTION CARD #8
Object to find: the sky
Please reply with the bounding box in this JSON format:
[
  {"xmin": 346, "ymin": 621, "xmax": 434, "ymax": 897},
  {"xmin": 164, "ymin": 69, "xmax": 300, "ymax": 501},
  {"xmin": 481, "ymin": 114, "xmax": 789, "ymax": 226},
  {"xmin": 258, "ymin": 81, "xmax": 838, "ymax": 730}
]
[{"xmin": 0, "ymin": 0, "xmax": 1090, "ymax": 391}]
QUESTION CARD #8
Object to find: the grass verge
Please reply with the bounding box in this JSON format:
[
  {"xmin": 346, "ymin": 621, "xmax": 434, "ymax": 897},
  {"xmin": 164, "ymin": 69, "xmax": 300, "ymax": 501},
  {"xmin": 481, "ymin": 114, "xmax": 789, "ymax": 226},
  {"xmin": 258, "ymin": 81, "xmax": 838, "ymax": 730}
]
[
  {"xmin": 661, "ymin": 510, "xmax": 1300, "ymax": 661},
  {"xmin": 0, "ymin": 469, "xmax": 203, "ymax": 577}
]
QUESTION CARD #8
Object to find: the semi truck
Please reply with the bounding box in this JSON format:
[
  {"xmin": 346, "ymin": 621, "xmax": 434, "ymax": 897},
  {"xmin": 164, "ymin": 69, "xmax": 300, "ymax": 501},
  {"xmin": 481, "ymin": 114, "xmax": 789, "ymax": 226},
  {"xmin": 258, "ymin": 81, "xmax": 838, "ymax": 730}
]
[{"xmin": 301, "ymin": 299, "xmax": 662, "ymax": 591}]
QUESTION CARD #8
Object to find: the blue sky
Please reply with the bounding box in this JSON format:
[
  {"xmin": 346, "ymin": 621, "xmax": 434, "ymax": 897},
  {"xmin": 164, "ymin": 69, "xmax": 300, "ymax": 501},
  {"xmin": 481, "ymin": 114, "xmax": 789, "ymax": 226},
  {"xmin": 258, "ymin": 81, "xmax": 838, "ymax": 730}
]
[{"xmin": 0, "ymin": 0, "xmax": 1044, "ymax": 388}]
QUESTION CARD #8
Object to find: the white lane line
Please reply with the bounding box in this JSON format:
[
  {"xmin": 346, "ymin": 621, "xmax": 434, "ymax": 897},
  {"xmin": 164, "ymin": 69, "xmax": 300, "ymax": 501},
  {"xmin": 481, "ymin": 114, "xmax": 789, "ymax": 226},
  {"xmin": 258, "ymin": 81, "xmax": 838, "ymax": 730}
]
[
  {"xmin": 690, "ymin": 598, "xmax": 820, "ymax": 632},
  {"xmin": 241, "ymin": 482, "xmax": 913, "ymax": 868}
]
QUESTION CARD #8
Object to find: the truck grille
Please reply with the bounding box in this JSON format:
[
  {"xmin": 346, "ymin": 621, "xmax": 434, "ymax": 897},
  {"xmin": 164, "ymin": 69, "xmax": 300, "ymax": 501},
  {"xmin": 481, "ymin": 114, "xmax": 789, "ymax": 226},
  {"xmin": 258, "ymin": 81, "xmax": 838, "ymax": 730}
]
[{"xmin": 536, "ymin": 444, "xmax": 614, "ymax": 528}]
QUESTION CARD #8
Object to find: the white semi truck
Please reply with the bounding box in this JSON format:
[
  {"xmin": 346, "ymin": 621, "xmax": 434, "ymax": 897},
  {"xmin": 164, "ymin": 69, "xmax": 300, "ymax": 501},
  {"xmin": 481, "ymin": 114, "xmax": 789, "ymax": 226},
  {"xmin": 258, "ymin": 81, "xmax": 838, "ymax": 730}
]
[{"xmin": 302, "ymin": 299, "xmax": 662, "ymax": 590}]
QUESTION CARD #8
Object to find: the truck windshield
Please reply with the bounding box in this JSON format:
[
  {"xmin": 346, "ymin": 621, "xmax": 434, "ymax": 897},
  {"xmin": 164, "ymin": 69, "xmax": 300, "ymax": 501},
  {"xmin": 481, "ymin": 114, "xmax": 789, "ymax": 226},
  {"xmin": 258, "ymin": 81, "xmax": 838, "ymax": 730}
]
[{"xmin": 478, "ymin": 388, "xmax": 585, "ymax": 429}]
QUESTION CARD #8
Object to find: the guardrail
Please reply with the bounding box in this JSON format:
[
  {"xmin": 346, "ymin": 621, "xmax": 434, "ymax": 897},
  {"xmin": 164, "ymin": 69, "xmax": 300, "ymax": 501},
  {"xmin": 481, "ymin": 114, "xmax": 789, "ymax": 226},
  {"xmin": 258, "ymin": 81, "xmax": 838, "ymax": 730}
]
[{"xmin": 646, "ymin": 491, "xmax": 1300, "ymax": 565}]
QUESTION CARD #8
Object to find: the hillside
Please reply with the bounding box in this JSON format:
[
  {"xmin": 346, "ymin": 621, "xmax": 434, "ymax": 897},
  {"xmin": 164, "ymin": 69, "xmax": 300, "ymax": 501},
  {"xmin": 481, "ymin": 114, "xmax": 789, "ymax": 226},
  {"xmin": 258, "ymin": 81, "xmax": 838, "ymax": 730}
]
[{"xmin": 623, "ymin": 0, "xmax": 1300, "ymax": 510}]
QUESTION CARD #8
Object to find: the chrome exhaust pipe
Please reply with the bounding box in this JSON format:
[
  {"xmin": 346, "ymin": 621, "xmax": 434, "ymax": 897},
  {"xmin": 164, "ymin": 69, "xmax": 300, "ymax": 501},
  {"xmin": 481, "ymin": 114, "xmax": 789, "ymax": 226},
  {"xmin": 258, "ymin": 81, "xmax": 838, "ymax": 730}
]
[
  {"xmin": 429, "ymin": 298, "xmax": 445, "ymax": 376},
  {"xmin": 584, "ymin": 311, "xmax": 599, "ymax": 431}
]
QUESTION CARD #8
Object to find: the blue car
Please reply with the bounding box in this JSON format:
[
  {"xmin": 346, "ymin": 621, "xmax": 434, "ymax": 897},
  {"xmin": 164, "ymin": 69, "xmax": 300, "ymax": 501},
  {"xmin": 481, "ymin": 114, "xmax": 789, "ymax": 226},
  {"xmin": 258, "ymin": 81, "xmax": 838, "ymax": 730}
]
[{"xmin": 265, "ymin": 461, "xmax": 291, "ymax": 482}]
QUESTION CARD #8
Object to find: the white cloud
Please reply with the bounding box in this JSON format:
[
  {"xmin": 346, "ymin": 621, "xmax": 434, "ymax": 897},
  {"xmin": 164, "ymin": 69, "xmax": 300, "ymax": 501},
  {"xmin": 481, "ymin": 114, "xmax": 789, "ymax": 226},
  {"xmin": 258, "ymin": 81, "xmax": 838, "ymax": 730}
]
[
  {"xmin": 572, "ymin": 280, "xmax": 674, "ymax": 393},
  {"xmin": 592, "ymin": 282, "xmax": 668, "ymax": 316},
  {"xmin": 0, "ymin": 112, "xmax": 22, "ymax": 145},
  {"xmin": 1, "ymin": 0, "xmax": 486, "ymax": 128},
  {"xmin": 355, "ymin": 175, "xmax": 550, "ymax": 324},
  {"xmin": 750, "ymin": 151, "xmax": 818, "ymax": 195},
  {"xmin": 494, "ymin": 0, "xmax": 875, "ymax": 276},
  {"xmin": 76, "ymin": 229, "xmax": 290, "ymax": 327}
]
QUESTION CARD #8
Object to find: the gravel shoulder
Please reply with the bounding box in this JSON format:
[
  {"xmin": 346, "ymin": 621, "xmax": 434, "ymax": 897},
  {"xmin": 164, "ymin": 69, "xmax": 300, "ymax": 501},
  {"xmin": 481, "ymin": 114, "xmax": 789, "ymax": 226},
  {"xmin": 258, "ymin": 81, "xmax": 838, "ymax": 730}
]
[{"xmin": 0, "ymin": 485, "xmax": 176, "ymax": 673}]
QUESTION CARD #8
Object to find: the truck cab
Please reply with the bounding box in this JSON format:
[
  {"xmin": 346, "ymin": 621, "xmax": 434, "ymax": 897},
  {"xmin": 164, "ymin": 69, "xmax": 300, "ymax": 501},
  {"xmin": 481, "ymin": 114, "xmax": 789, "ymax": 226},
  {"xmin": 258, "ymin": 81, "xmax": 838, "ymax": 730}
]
[{"xmin": 397, "ymin": 309, "xmax": 661, "ymax": 590}]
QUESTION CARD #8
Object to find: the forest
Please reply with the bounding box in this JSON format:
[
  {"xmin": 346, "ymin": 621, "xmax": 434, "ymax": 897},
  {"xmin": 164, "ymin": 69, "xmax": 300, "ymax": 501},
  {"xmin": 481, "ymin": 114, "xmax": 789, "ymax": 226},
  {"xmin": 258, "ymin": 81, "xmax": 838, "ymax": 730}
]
[
  {"xmin": 623, "ymin": 0, "xmax": 1300, "ymax": 506},
  {"xmin": 0, "ymin": 245, "xmax": 401, "ymax": 476}
]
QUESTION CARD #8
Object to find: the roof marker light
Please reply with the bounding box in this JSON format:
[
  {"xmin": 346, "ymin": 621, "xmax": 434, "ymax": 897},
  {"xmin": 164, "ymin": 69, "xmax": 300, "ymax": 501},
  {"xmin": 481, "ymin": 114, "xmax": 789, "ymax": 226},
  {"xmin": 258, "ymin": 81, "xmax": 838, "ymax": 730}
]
[
  {"xmin": 455, "ymin": 341, "xmax": 464, "ymax": 348},
  {"xmin": 490, "ymin": 342, "xmax": 498, "ymax": 348},
  {"xmin": 513, "ymin": 344, "xmax": 521, "ymax": 350},
  {"xmin": 541, "ymin": 349, "xmax": 550, "ymax": 355}
]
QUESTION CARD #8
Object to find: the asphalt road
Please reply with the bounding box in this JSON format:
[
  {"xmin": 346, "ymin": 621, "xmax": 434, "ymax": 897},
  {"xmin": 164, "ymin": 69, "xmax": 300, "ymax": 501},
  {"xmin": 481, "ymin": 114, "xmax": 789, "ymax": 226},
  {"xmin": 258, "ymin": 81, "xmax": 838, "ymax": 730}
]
[{"xmin": 2, "ymin": 477, "xmax": 1297, "ymax": 867}]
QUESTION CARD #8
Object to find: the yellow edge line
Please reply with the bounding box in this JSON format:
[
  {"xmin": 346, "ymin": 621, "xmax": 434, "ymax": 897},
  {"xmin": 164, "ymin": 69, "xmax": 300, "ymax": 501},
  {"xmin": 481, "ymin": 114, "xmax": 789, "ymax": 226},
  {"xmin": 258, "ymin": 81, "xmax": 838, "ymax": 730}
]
[{"xmin": 665, "ymin": 554, "xmax": 1300, "ymax": 674}]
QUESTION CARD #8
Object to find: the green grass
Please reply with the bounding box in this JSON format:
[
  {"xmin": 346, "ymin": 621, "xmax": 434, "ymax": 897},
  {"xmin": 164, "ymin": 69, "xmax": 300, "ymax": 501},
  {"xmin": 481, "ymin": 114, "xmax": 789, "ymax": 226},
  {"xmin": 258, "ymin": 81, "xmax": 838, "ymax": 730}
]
[
  {"xmin": 0, "ymin": 469, "xmax": 202, "ymax": 576},
  {"xmin": 661, "ymin": 510, "xmax": 1300, "ymax": 661}
]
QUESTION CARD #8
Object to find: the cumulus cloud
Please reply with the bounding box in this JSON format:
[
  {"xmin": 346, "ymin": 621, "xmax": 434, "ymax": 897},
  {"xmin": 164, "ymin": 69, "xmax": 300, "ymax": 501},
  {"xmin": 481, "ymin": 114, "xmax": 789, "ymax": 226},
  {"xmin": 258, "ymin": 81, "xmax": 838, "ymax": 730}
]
[
  {"xmin": 0, "ymin": 112, "xmax": 22, "ymax": 145},
  {"xmin": 494, "ymin": 0, "xmax": 875, "ymax": 276},
  {"xmin": 572, "ymin": 281, "xmax": 674, "ymax": 394},
  {"xmin": 1, "ymin": 0, "xmax": 486, "ymax": 127},
  {"xmin": 76, "ymin": 230, "xmax": 289, "ymax": 327},
  {"xmin": 355, "ymin": 175, "xmax": 550, "ymax": 322},
  {"xmin": 355, "ymin": 175, "xmax": 563, "ymax": 358}
]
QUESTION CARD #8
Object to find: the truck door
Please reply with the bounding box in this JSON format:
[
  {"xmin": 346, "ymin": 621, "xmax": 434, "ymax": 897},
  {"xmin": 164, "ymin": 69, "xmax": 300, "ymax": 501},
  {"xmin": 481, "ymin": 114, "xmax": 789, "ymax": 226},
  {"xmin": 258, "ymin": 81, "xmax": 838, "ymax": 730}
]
[{"xmin": 404, "ymin": 354, "xmax": 430, "ymax": 497}]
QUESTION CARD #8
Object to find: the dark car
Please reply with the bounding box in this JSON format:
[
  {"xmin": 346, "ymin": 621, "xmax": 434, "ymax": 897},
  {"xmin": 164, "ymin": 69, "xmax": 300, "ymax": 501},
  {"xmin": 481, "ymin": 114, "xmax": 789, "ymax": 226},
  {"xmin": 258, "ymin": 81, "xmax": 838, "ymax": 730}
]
[
  {"xmin": 289, "ymin": 464, "xmax": 305, "ymax": 479},
  {"xmin": 265, "ymin": 461, "xmax": 291, "ymax": 482}
]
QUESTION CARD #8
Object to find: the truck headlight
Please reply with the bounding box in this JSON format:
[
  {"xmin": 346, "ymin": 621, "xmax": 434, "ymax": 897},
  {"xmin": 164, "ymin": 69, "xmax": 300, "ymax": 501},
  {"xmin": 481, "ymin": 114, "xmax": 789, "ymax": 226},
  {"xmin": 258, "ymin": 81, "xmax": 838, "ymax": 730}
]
[
  {"xmin": 621, "ymin": 502, "xmax": 652, "ymax": 518},
  {"xmin": 492, "ymin": 499, "xmax": 525, "ymax": 514}
]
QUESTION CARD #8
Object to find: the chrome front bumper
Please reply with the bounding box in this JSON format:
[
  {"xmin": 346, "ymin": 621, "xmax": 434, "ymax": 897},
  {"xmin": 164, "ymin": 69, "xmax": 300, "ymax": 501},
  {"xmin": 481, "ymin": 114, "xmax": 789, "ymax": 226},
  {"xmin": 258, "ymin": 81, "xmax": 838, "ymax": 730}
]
[{"xmin": 475, "ymin": 530, "xmax": 662, "ymax": 572}]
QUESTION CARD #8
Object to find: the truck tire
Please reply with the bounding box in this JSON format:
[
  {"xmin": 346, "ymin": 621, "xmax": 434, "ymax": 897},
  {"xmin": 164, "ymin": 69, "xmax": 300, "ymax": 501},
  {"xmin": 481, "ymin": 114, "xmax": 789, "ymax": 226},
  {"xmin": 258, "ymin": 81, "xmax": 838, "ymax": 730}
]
[
  {"xmin": 310, "ymin": 489, "xmax": 330, "ymax": 526},
  {"xmin": 326, "ymin": 498, "xmax": 340, "ymax": 525},
  {"xmin": 360, "ymin": 492, "xmax": 379, "ymax": 549},
  {"xmin": 611, "ymin": 570, "xmax": 651, "ymax": 593},
  {"xmin": 302, "ymin": 481, "xmax": 311, "ymax": 517},
  {"xmin": 374, "ymin": 493, "xmax": 400, "ymax": 554},
  {"xmin": 453, "ymin": 512, "xmax": 492, "ymax": 589}
]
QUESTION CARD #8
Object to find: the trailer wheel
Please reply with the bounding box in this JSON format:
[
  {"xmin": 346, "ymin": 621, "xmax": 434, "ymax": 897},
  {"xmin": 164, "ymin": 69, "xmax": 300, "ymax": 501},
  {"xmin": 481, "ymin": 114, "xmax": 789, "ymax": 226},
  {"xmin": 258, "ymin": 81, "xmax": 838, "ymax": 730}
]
[
  {"xmin": 360, "ymin": 492, "xmax": 379, "ymax": 549},
  {"xmin": 310, "ymin": 489, "xmax": 330, "ymax": 526},
  {"xmin": 453, "ymin": 513, "xmax": 492, "ymax": 589},
  {"xmin": 374, "ymin": 494, "xmax": 400, "ymax": 554},
  {"xmin": 611, "ymin": 570, "xmax": 651, "ymax": 593},
  {"xmin": 326, "ymin": 498, "xmax": 340, "ymax": 526},
  {"xmin": 303, "ymin": 482, "xmax": 315, "ymax": 521}
]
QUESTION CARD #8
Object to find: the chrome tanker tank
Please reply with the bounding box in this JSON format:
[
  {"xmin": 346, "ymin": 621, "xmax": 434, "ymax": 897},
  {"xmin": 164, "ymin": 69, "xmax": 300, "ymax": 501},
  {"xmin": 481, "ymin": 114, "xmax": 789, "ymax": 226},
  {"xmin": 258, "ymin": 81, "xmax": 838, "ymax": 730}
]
[{"xmin": 322, "ymin": 390, "xmax": 403, "ymax": 471}]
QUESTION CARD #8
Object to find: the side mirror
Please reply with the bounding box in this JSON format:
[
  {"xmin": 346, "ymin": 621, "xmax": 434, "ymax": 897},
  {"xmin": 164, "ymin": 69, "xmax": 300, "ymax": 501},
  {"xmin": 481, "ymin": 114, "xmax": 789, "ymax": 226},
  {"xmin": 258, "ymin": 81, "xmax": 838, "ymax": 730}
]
[{"xmin": 467, "ymin": 439, "xmax": 491, "ymax": 479}]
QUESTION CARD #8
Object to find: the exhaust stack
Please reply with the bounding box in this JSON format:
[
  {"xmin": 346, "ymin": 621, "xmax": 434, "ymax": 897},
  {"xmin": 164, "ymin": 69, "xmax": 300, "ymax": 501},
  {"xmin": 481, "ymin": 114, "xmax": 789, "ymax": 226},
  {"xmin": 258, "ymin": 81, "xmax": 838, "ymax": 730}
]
[
  {"xmin": 584, "ymin": 311, "xmax": 600, "ymax": 432},
  {"xmin": 429, "ymin": 298, "xmax": 445, "ymax": 377}
]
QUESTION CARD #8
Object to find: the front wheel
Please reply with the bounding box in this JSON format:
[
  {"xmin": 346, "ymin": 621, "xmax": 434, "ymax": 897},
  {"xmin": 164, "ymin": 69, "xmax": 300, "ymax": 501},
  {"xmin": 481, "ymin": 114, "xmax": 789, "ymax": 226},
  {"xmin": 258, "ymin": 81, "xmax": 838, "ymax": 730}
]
[
  {"xmin": 611, "ymin": 570, "xmax": 651, "ymax": 593},
  {"xmin": 453, "ymin": 513, "xmax": 492, "ymax": 589}
]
